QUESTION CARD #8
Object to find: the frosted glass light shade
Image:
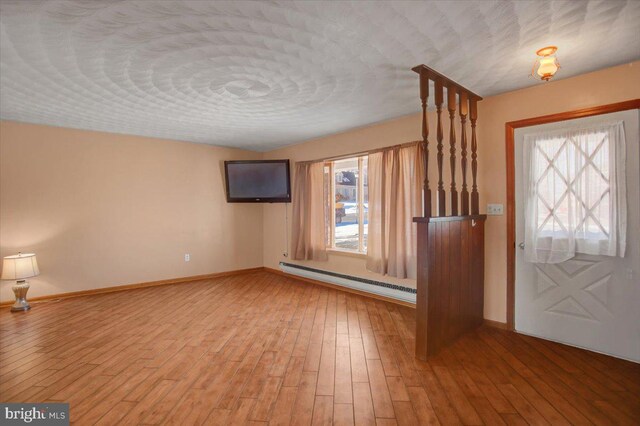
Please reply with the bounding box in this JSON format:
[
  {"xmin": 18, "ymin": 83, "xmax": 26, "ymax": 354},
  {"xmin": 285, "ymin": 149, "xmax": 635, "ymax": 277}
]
[
  {"xmin": 537, "ymin": 56, "xmax": 558, "ymax": 79},
  {"xmin": 532, "ymin": 46, "xmax": 560, "ymax": 81},
  {"xmin": 1, "ymin": 253, "xmax": 40, "ymax": 280}
]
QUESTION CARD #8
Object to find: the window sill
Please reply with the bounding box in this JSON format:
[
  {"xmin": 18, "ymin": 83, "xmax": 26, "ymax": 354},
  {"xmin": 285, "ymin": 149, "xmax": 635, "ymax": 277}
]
[{"xmin": 327, "ymin": 248, "xmax": 367, "ymax": 259}]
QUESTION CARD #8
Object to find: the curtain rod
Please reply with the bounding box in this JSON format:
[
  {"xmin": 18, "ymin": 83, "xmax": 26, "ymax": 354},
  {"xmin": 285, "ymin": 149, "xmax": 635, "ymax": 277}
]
[{"xmin": 296, "ymin": 140, "xmax": 422, "ymax": 165}]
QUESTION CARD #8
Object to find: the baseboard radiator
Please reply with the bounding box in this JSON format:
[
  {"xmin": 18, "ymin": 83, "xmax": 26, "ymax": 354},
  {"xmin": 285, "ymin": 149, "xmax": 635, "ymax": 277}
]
[{"xmin": 279, "ymin": 262, "xmax": 416, "ymax": 304}]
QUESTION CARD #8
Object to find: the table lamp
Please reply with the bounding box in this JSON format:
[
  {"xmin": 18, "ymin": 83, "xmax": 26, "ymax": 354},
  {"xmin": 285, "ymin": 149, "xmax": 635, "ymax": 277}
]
[{"xmin": 1, "ymin": 253, "xmax": 39, "ymax": 312}]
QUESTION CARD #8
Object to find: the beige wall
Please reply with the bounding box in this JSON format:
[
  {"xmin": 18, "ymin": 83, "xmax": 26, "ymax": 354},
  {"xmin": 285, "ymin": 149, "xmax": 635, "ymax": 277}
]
[
  {"xmin": 2, "ymin": 62, "xmax": 638, "ymax": 316},
  {"xmin": 0, "ymin": 122, "xmax": 264, "ymax": 302},
  {"xmin": 263, "ymin": 61, "xmax": 640, "ymax": 322}
]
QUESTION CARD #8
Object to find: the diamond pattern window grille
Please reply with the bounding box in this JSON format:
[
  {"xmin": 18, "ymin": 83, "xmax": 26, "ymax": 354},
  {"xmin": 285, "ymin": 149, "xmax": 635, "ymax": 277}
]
[
  {"xmin": 525, "ymin": 120, "xmax": 626, "ymax": 263},
  {"xmin": 533, "ymin": 131, "xmax": 610, "ymax": 239}
]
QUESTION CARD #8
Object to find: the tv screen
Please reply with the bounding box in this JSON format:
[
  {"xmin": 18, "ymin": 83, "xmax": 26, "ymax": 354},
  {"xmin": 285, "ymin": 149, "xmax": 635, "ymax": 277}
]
[{"xmin": 224, "ymin": 160, "xmax": 291, "ymax": 203}]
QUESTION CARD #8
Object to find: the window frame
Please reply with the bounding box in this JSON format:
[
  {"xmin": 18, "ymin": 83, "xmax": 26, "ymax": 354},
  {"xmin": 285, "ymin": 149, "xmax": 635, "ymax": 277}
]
[{"xmin": 326, "ymin": 155, "xmax": 368, "ymax": 254}]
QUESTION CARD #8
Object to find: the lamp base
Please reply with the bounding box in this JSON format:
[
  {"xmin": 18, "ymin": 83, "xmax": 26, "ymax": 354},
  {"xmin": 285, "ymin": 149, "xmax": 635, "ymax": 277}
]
[{"xmin": 11, "ymin": 280, "xmax": 31, "ymax": 312}]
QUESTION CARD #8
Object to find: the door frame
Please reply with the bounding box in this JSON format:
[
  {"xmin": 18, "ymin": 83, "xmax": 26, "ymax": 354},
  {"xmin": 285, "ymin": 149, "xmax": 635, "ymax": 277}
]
[{"xmin": 505, "ymin": 99, "xmax": 640, "ymax": 330}]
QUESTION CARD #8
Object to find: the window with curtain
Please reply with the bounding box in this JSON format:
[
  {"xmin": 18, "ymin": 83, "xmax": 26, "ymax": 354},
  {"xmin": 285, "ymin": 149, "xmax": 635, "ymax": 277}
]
[
  {"xmin": 523, "ymin": 121, "xmax": 627, "ymax": 263},
  {"xmin": 324, "ymin": 156, "xmax": 368, "ymax": 253},
  {"xmin": 291, "ymin": 142, "xmax": 423, "ymax": 279}
]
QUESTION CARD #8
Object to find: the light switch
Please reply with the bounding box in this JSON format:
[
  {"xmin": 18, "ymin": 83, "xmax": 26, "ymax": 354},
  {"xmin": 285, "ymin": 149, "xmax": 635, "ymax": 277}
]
[{"xmin": 487, "ymin": 204, "xmax": 504, "ymax": 215}]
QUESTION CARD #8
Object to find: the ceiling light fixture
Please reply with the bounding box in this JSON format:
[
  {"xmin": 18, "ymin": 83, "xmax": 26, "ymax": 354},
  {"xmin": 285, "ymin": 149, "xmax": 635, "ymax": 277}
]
[{"xmin": 531, "ymin": 46, "xmax": 560, "ymax": 81}]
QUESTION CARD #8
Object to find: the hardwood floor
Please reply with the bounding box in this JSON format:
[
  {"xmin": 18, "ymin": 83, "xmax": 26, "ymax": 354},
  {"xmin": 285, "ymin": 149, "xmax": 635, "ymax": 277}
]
[{"xmin": 1, "ymin": 271, "xmax": 638, "ymax": 425}]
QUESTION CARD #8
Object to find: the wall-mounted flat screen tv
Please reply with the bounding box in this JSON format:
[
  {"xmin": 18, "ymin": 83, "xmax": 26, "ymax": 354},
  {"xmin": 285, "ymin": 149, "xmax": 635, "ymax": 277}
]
[{"xmin": 224, "ymin": 159, "xmax": 291, "ymax": 203}]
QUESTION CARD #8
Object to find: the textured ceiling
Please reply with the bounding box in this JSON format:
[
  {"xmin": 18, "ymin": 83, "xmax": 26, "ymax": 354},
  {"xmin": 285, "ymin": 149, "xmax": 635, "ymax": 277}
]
[{"xmin": 1, "ymin": 1, "xmax": 639, "ymax": 151}]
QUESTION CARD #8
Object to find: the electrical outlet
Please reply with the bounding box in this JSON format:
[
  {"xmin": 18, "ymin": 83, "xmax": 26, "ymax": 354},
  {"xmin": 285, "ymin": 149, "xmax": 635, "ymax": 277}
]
[
  {"xmin": 487, "ymin": 204, "xmax": 504, "ymax": 215},
  {"xmin": 184, "ymin": 253, "xmax": 190, "ymax": 262}
]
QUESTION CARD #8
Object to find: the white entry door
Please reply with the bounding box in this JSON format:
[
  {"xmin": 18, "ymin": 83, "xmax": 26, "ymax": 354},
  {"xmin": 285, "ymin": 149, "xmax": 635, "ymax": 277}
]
[{"xmin": 515, "ymin": 109, "xmax": 640, "ymax": 362}]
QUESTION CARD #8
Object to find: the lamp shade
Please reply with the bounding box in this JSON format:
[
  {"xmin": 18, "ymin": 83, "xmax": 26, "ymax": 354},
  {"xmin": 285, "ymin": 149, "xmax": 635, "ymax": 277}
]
[
  {"xmin": 532, "ymin": 46, "xmax": 560, "ymax": 81},
  {"xmin": 536, "ymin": 56, "xmax": 558, "ymax": 79},
  {"xmin": 1, "ymin": 253, "xmax": 40, "ymax": 280}
]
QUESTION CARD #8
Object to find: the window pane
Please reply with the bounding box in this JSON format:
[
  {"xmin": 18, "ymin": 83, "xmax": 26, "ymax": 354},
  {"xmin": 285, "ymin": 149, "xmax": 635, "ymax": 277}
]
[
  {"xmin": 334, "ymin": 158, "xmax": 359, "ymax": 250},
  {"xmin": 533, "ymin": 131, "xmax": 610, "ymax": 240},
  {"xmin": 363, "ymin": 157, "xmax": 368, "ymax": 251}
]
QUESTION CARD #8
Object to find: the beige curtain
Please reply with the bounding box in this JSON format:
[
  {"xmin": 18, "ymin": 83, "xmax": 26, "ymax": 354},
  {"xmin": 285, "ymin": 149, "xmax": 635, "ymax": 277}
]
[
  {"xmin": 366, "ymin": 143, "xmax": 424, "ymax": 279},
  {"xmin": 291, "ymin": 161, "xmax": 328, "ymax": 261}
]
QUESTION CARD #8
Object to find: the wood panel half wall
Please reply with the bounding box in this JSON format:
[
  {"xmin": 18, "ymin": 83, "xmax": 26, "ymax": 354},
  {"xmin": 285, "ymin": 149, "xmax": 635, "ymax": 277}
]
[{"xmin": 414, "ymin": 215, "xmax": 487, "ymax": 358}]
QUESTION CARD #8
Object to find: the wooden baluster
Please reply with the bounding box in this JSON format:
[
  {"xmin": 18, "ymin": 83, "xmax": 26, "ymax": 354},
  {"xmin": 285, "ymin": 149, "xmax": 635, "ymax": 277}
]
[
  {"xmin": 470, "ymin": 98, "xmax": 479, "ymax": 215},
  {"xmin": 435, "ymin": 79, "xmax": 445, "ymax": 216},
  {"xmin": 447, "ymin": 86, "xmax": 458, "ymax": 216},
  {"xmin": 459, "ymin": 91, "xmax": 469, "ymax": 215},
  {"xmin": 419, "ymin": 69, "xmax": 431, "ymax": 217}
]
